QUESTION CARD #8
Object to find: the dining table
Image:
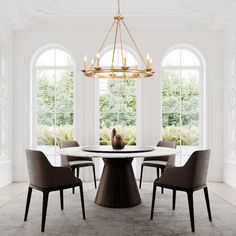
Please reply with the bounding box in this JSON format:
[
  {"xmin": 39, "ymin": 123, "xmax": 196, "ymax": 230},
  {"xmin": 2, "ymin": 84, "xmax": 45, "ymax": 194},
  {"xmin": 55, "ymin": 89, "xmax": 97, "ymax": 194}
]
[{"xmin": 58, "ymin": 145, "xmax": 177, "ymax": 208}]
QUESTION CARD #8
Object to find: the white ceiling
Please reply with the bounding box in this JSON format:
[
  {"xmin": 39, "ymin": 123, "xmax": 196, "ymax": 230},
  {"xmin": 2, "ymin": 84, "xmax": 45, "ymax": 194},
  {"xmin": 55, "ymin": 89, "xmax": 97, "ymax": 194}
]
[{"xmin": 0, "ymin": 0, "xmax": 236, "ymax": 31}]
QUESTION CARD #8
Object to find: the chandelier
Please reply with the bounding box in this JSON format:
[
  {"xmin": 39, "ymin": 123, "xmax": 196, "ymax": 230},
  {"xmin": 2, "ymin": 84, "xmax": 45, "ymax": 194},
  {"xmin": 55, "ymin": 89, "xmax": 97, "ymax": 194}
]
[{"xmin": 82, "ymin": 0, "xmax": 154, "ymax": 79}]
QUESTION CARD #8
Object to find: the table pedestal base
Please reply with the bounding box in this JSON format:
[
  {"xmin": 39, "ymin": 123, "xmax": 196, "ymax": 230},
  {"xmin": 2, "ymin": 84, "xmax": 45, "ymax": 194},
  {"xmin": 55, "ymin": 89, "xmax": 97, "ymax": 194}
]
[{"xmin": 95, "ymin": 158, "xmax": 141, "ymax": 208}]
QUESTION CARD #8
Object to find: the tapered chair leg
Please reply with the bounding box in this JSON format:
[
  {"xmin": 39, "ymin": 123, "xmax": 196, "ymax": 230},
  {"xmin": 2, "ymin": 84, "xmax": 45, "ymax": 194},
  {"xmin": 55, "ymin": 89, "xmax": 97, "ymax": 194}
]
[
  {"xmin": 150, "ymin": 183, "xmax": 157, "ymax": 220},
  {"xmin": 187, "ymin": 191, "xmax": 195, "ymax": 232},
  {"xmin": 92, "ymin": 165, "xmax": 97, "ymax": 189},
  {"xmin": 139, "ymin": 165, "xmax": 144, "ymax": 189},
  {"xmin": 24, "ymin": 187, "xmax": 32, "ymax": 221},
  {"xmin": 204, "ymin": 187, "xmax": 212, "ymax": 221},
  {"xmin": 76, "ymin": 168, "xmax": 79, "ymax": 178},
  {"xmin": 41, "ymin": 192, "xmax": 49, "ymax": 232},
  {"xmin": 79, "ymin": 184, "xmax": 86, "ymax": 220},
  {"xmin": 172, "ymin": 190, "xmax": 176, "ymax": 210},
  {"xmin": 60, "ymin": 190, "xmax": 64, "ymax": 210},
  {"xmin": 160, "ymin": 168, "xmax": 164, "ymax": 194},
  {"xmin": 72, "ymin": 167, "xmax": 75, "ymax": 194}
]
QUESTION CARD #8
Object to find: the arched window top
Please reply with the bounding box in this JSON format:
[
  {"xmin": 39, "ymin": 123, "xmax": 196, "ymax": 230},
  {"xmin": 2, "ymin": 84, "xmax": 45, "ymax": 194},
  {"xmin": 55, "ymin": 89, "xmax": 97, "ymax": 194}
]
[
  {"xmin": 162, "ymin": 48, "xmax": 200, "ymax": 67},
  {"xmin": 100, "ymin": 48, "xmax": 138, "ymax": 67},
  {"xmin": 35, "ymin": 48, "xmax": 75, "ymax": 67}
]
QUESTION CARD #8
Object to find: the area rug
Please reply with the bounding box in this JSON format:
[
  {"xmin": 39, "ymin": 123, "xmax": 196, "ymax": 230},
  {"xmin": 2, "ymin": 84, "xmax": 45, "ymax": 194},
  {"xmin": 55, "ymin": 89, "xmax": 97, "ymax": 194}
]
[{"xmin": 0, "ymin": 183, "xmax": 235, "ymax": 236}]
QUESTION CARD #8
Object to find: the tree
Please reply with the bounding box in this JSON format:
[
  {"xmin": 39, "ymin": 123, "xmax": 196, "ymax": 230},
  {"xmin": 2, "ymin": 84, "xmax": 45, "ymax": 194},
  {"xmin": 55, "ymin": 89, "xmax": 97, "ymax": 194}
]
[
  {"xmin": 37, "ymin": 70, "xmax": 74, "ymax": 126},
  {"xmin": 100, "ymin": 79, "xmax": 136, "ymax": 128}
]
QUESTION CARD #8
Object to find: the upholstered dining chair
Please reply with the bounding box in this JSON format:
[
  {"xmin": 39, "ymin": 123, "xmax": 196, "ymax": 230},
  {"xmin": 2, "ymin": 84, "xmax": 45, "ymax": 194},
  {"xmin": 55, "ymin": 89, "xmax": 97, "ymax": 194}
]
[
  {"xmin": 59, "ymin": 141, "xmax": 97, "ymax": 193},
  {"xmin": 150, "ymin": 149, "xmax": 212, "ymax": 232},
  {"xmin": 139, "ymin": 140, "xmax": 176, "ymax": 192},
  {"xmin": 24, "ymin": 150, "xmax": 86, "ymax": 232}
]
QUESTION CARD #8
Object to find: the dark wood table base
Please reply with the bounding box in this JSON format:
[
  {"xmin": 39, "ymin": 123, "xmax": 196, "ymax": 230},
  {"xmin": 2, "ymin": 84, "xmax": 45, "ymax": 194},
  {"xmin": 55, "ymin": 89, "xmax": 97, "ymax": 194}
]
[{"xmin": 95, "ymin": 158, "xmax": 141, "ymax": 208}]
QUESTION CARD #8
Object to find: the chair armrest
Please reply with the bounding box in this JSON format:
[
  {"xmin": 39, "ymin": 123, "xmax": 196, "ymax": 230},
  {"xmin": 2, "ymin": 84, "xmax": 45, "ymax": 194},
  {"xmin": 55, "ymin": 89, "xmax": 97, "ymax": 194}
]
[
  {"xmin": 157, "ymin": 165, "xmax": 193, "ymax": 189},
  {"xmin": 45, "ymin": 166, "xmax": 80, "ymax": 188}
]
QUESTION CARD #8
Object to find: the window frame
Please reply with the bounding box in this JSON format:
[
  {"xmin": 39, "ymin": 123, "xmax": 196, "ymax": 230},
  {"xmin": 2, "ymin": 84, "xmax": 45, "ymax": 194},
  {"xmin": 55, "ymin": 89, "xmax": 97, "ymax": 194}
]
[
  {"xmin": 30, "ymin": 45, "xmax": 76, "ymax": 164},
  {"xmin": 161, "ymin": 46, "xmax": 206, "ymax": 164}
]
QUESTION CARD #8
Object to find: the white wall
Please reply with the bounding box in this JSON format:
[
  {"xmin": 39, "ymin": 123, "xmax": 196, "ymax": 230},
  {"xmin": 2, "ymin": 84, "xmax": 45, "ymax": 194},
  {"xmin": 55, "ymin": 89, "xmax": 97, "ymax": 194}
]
[
  {"xmin": 12, "ymin": 30, "xmax": 224, "ymax": 182},
  {"xmin": 0, "ymin": 22, "xmax": 14, "ymax": 187},
  {"xmin": 223, "ymin": 20, "xmax": 236, "ymax": 188}
]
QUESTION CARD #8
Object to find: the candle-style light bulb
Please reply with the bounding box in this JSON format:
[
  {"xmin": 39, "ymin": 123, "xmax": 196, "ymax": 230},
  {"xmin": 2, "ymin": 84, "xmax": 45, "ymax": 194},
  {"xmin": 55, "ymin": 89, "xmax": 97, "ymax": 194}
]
[
  {"xmin": 96, "ymin": 53, "xmax": 100, "ymax": 68},
  {"xmin": 124, "ymin": 56, "xmax": 127, "ymax": 67},
  {"xmin": 146, "ymin": 54, "xmax": 151, "ymax": 69},
  {"xmin": 149, "ymin": 58, "xmax": 152, "ymax": 70},
  {"xmin": 91, "ymin": 59, "xmax": 94, "ymax": 68},
  {"xmin": 83, "ymin": 56, "xmax": 87, "ymax": 71}
]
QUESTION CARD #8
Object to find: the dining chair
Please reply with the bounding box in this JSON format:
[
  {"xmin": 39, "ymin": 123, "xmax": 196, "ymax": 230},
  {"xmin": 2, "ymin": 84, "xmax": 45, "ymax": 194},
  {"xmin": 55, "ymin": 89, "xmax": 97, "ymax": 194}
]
[
  {"xmin": 150, "ymin": 149, "xmax": 212, "ymax": 232},
  {"xmin": 59, "ymin": 141, "xmax": 97, "ymax": 193},
  {"xmin": 139, "ymin": 140, "xmax": 176, "ymax": 193},
  {"xmin": 24, "ymin": 149, "xmax": 86, "ymax": 232}
]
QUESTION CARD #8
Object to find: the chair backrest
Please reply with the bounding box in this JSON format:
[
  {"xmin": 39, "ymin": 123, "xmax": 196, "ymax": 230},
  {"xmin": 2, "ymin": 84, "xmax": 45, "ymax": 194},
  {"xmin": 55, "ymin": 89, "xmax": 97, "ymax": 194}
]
[
  {"xmin": 59, "ymin": 141, "xmax": 79, "ymax": 149},
  {"xmin": 25, "ymin": 149, "xmax": 53, "ymax": 188},
  {"xmin": 157, "ymin": 141, "xmax": 176, "ymax": 149},
  {"xmin": 144, "ymin": 140, "xmax": 176, "ymax": 162},
  {"xmin": 183, "ymin": 149, "xmax": 210, "ymax": 188},
  {"xmin": 59, "ymin": 140, "xmax": 92, "ymax": 164}
]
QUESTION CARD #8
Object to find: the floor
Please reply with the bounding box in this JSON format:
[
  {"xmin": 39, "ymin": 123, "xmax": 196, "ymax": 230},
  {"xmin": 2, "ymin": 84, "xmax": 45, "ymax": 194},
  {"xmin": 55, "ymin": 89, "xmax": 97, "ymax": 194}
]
[
  {"xmin": 0, "ymin": 182, "xmax": 236, "ymax": 236},
  {"xmin": 1, "ymin": 181, "xmax": 235, "ymax": 208}
]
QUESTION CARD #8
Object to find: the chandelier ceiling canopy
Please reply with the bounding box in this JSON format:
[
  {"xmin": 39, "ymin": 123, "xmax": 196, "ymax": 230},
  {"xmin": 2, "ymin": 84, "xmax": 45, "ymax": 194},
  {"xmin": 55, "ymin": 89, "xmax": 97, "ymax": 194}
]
[{"xmin": 82, "ymin": 0, "xmax": 155, "ymax": 79}]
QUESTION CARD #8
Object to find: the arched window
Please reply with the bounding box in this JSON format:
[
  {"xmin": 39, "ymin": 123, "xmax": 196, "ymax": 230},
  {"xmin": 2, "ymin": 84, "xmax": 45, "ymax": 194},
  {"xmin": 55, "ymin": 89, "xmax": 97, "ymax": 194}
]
[
  {"xmin": 99, "ymin": 48, "xmax": 137, "ymax": 145},
  {"xmin": 161, "ymin": 47, "xmax": 205, "ymax": 165},
  {"xmin": 32, "ymin": 47, "xmax": 75, "ymax": 165}
]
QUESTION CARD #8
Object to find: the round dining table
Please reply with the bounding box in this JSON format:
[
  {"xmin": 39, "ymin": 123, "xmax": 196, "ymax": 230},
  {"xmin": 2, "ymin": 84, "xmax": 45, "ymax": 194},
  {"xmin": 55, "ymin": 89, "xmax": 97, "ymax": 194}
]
[{"xmin": 58, "ymin": 145, "xmax": 177, "ymax": 208}]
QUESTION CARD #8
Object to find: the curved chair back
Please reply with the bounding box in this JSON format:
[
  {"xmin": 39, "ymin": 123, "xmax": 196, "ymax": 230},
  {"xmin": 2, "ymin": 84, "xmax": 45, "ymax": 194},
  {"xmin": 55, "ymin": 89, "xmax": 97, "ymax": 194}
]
[
  {"xmin": 25, "ymin": 149, "xmax": 53, "ymax": 188},
  {"xmin": 144, "ymin": 140, "xmax": 176, "ymax": 163},
  {"xmin": 184, "ymin": 149, "xmax": 210, "ymax": 188},
  {"xmin": 59, "ymin": 140, "xmax": 92, "ymax": 164}
]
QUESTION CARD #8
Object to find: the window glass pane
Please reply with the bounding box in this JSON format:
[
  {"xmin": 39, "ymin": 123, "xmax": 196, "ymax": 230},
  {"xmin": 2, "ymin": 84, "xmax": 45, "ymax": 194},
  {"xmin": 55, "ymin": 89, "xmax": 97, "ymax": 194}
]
[
  {"xmin": 162, "ymin": 49, "xmax": 181, "ymax": 66},
  {"xmin": 35, "ymin": 49, "xmax": 74, "ymax": 165},
  {"xmin": 55, "ymin": 49, "xmax": 74, "ymax": 66},
  {"xmin": 161, "ymin": 49, "xmax": 201, "ymax": 165},
  {"xmin": 37, "ymin": 70, "xmax": 55, "ymax": 114},
  {"xmin": 36, "ymin": 49, "xmax": 55, "ymax": 66},
  {"xmin": 101, "ymin": 49, "xmax": 138, "ymax": 67},
  {"xmin": 100, "ymin": 78, "xmax": 136, "ymax": 145},
  {"xmin": 181, "ymin": 49, "xmax": 200, "ymax": 66}
]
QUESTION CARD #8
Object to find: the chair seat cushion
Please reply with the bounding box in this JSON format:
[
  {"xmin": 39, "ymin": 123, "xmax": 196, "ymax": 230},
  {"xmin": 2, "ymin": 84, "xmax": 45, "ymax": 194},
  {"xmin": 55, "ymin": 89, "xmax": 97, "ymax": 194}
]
[
  {"xmin": 69, "ymin": 160, "xmax": 94, "ymax": 167},
  {"xmin": 142, "ymin": 160, "xmax": 167, "ymax": 167}
]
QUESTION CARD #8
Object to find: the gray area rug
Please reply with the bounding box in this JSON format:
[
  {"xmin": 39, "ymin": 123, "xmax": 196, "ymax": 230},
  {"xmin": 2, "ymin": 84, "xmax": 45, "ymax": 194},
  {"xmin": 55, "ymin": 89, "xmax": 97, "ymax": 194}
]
[{"xmin": 0, "ymin": 182, "xmax": 236, "ymax": 236}]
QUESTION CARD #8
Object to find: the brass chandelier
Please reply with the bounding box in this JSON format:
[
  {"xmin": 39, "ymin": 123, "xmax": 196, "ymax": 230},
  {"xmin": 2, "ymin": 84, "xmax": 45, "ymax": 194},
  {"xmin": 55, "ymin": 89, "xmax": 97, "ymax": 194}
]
[{"xmin": 82, "ymin": 0, "xmax": 154, "ymax": 79}]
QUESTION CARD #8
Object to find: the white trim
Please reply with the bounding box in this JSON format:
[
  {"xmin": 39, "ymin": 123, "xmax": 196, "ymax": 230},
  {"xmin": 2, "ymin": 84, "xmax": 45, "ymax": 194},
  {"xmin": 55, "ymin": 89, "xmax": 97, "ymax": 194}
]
[
  {"xmin": 160, "ymin": 45, "xmax": 206, "ymax": 163},
  {"xmin": 30, "ymin": 45, "xmax": 76, "ymax": 165}
]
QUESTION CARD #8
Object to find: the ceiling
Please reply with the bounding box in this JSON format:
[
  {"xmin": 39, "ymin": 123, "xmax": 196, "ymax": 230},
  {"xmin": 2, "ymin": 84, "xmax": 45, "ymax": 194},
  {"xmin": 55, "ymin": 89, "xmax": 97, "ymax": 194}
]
[{"xmin": 0, "ymin": 0, "xmax": 236, "ymax": 31}]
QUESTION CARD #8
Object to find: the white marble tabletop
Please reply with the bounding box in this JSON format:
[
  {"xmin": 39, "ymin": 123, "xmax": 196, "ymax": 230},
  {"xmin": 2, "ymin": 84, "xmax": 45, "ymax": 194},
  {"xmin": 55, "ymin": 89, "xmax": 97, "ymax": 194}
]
[{"xmin": 58, "ymin": 145, "xmax": 177, "ymax": 159}]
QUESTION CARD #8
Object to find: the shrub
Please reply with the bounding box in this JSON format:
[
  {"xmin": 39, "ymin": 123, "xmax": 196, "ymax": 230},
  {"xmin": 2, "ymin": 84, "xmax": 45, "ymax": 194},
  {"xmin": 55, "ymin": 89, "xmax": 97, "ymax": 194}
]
[
  {"xmin": 37, "ymin": 125, "xmax": 74, "ymax": 145},
  {"xmin": 100, "ymin": 125, "xmax": 136, "ymax": 145},
  {"xmin": 162, "ymin": 126, "xmax": 198, "ymax": 145}
]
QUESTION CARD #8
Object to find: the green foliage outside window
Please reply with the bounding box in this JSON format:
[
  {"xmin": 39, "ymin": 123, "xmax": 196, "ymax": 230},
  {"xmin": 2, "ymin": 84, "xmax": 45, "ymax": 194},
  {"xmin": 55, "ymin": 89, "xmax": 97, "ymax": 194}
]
[{"xmin": 36, "ymin": 69, "xmax": 199, "ymax": 146}]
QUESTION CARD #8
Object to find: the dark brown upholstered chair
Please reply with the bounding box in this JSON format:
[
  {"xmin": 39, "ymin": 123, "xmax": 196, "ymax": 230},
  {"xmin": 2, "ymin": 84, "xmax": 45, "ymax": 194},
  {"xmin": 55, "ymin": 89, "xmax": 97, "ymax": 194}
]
[
  {"xmin": 139, "ymin": 140, "xmax": 176, "ymax": 192},
  {"xmin": 150, "ymin": 150, "xmax": 212, "ymax": 232},
  {"xmin": 24, "ymin": 150, "xmax": 85, "ymax": 232},
  {"xmin": 59, "ymin": 141, "xmax": 97, "ymax": 193}
]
